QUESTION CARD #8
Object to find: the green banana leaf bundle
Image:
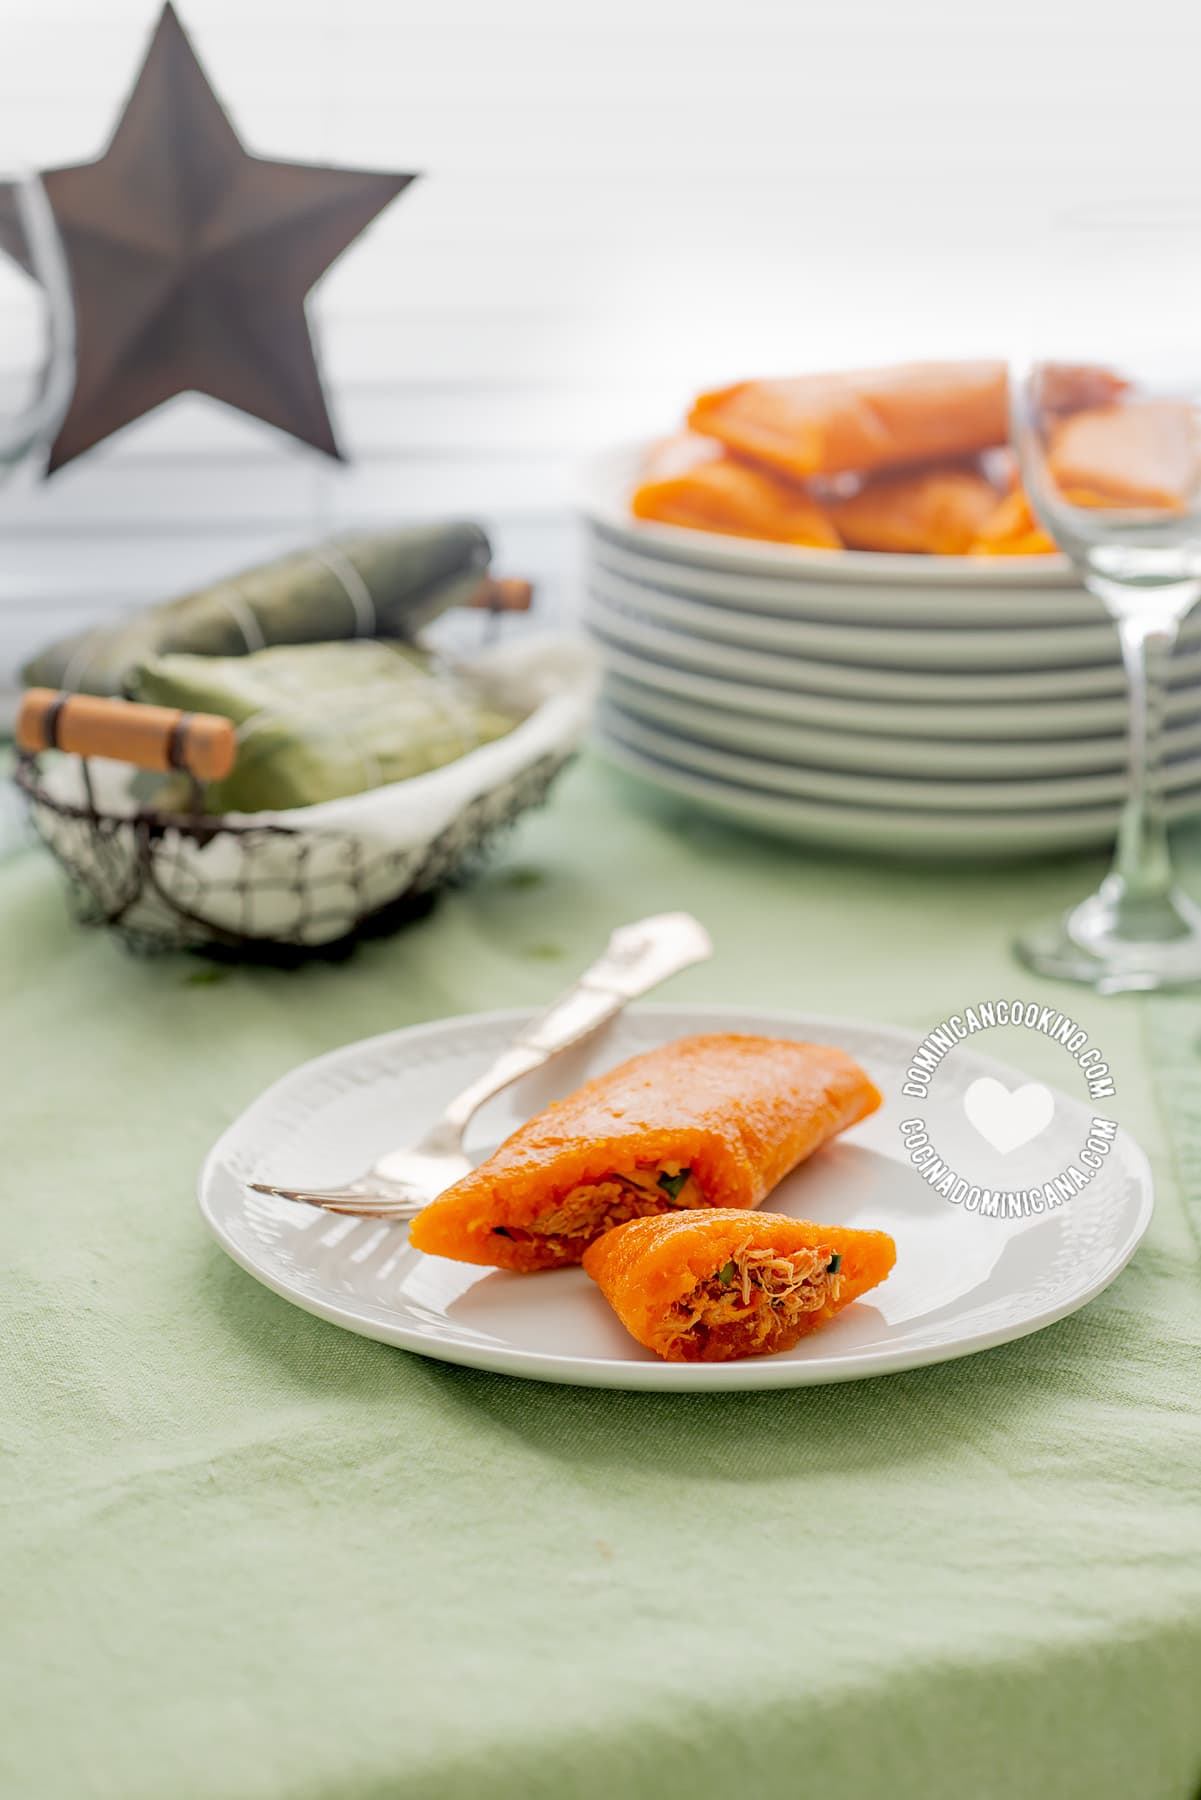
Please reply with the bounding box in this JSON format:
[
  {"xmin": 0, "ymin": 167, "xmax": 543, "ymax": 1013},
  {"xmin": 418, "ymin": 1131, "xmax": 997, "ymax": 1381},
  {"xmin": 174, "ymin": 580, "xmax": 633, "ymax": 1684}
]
[
  {"xmin": 22, "ymin": 523, "xmax": 492, "ymax": 698},
  {"xmin": 129, "ymin": 641, "xmax": 524, "ymax": 814}
]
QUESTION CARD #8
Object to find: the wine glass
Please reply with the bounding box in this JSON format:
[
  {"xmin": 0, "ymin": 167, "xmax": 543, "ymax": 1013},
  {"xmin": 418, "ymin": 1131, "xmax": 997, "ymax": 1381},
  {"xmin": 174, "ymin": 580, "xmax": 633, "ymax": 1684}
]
[
  {"xmin": 1008, "ymin": 318, "xmax": 1201, "ymax": 1000},
  {"xmin": 0, "ymin": 164, "xmax": 75, "ymax": 852},
  {"xmin": 0, "ymin": 166, "xmax": 74, "ymax": 486}
]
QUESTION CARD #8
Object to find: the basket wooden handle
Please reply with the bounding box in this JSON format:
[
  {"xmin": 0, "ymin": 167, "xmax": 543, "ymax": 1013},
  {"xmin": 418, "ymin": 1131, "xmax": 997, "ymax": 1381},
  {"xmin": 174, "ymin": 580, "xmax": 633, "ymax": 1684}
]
[
  {"xmin": 17, "ymin": 689, "xmax": 237, "ymax": 782},
  {"xmin": 467, "ymin": 576, "xmax": 534, "ymax": 613}
]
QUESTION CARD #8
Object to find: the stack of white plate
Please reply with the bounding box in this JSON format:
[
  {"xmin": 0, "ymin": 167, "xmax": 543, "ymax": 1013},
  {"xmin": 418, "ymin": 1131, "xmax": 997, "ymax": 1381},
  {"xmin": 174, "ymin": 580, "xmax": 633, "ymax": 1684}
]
[{"xmin": 580, "ymin": 445, "xmax": 1201, "ymax": 858}]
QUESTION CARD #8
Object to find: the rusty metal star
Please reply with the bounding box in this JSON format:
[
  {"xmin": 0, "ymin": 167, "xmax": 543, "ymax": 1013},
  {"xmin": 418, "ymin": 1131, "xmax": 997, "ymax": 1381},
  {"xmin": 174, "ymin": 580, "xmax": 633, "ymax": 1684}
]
[{"xmin": 0, "ymin": 3, "xmax": 416, "ymax": 471}]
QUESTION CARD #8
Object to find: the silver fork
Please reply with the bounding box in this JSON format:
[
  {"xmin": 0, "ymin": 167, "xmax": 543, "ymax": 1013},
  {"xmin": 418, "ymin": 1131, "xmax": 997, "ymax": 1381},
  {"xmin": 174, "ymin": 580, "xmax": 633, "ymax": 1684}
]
[{"xmin": 248, "ymin": 911, "xmax": 712, "ymax": 1220}]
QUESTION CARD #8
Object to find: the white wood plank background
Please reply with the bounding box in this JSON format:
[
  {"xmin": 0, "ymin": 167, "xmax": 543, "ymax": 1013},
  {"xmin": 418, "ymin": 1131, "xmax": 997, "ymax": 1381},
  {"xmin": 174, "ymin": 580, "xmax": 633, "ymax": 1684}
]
[{"xmin": 1, "ymin": 0, "xmax": 1199, "ymax": 687}]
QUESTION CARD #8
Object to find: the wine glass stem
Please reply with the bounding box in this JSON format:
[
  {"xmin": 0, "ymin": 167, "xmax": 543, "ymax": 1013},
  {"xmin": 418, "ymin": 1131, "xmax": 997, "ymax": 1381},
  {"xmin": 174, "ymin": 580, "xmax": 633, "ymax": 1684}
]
[{"xmin": 1111, "ymin": 610, "xmax": 1179, "ymax": 902}]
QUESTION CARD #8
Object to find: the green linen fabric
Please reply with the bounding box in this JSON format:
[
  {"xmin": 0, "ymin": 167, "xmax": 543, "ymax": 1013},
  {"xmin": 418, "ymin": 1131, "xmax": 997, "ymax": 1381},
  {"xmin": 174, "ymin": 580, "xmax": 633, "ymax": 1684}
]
[{"xmin": 2, "ymin": 753, "xmax": 1199, "ymax": 1800}]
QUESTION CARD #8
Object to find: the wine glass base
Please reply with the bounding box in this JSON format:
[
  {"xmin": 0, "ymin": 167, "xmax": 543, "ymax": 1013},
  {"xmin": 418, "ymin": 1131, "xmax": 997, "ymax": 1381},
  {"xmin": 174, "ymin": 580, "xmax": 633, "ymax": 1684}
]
[{"xmin": 1015, "ymin": 884, "xmax": 1201, "ymax": 993}]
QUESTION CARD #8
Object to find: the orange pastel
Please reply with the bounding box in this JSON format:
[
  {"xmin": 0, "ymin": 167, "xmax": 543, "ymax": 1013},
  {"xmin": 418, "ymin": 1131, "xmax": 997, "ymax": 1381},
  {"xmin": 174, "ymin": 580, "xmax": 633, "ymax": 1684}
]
[
  {"xmin": 971, "ymin": 488, "xmax": 1058, "ymax": 556},
  {"xmin": 630, "ymin": 434, "xmax": 841, "ymax": 547},
  {"xmin": 828, "ymin": 465, "xmax": 999, "ymax": 555},
  {"xmin": 584, "ymin": 1208, "xmax": 896, "ymax": 1362},
  {"xmin": 688, "ymin": 361, "xmax": 1009, "ymax": 480},
  {"xmin": 408, "ymin": 1035, "xmax": 881, "ymax": 1272},
  {"xmin": 1048, "ymin": 400, "xmax": 1199, "ymax": 510}
]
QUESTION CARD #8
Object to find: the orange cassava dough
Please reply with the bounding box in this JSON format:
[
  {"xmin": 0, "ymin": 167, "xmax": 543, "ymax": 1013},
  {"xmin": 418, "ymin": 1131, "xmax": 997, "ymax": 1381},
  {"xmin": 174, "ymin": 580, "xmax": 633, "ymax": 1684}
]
[
  {"xmin": 971, "ymin": 402, "xmax": 1201, "ymax": 556},
  {"xmin": 688, "ymin": 361, "xmax": 1009, "ymax": 481},
  {"xmin": 971, "ymin": 487, "xmax": 1058, "ymax": 556},
  {"xmin": 1034, "ymin": 362, "xmax": 1129, "ymax": 415},
  {"xmin": 630, "ymin": 433, "xmax": 841, "ymax": 547},
  {"xmin": 408, "ymin": 1034, "xmax": 881, "ymax": 1272},
  {"xmin": 827, "ymin": 464, "xmax": 1000, "ymax": 555},
  {"xmin": 583, "ymin": 1208, "xmax": 896, "ymax": 1361},
  {"xmin": 1047, "ymin": 400, "xmax": 1198, "ymax": 510}
]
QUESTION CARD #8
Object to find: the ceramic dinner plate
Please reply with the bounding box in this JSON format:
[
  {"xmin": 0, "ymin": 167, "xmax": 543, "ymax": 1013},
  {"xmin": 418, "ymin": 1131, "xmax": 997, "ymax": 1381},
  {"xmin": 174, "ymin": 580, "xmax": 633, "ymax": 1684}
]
[
  {"xmin": 587, "ymin": 531, "xmax": 1098, "ymax": 627},
  {"xmin": 585, "ymin": 588, "xmax": 1201, "ymax": 704},
  {"xmin": 597, "ymin": 727, "xmax": 1201, "ymax": 856},
  {"xmin": 581, "ymin": 444, "xmax": 1082, "ymax": 593},
  {"xmin": 593, "ymin": 636, "xmax": 1201, "ymax": 742},
  {"xmin": 605, "ymin": 671, "xmax": 1201, "ymax": 778},
  {"xmin": 599, "ymin": 701, "xmax": 1201, "ymax": 811},
  {"xmin": 589, "ymin": 562, "xmax": 1201, "ymax": 671},
  {"xmin": 199, "ymin": 1005, "xmax": 1153, "ymax": 1391}
]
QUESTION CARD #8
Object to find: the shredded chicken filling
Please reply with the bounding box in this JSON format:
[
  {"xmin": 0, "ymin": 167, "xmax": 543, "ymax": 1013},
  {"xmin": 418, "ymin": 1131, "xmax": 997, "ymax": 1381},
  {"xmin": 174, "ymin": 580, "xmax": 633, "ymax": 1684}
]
[
  {"xmin": 492, "ymin": 1164, "xmax": 701, "ymax": 1256},
  {"xmin": 666, "ymin": 1241, "xmax": 843, "ymax": 1356}
]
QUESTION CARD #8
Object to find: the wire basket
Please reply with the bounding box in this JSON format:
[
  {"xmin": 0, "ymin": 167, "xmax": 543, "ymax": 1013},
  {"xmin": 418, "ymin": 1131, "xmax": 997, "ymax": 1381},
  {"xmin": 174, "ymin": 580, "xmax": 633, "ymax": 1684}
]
[{"xmin": 13, "ymin": 640, "xmax": 592, "ymax": 958}]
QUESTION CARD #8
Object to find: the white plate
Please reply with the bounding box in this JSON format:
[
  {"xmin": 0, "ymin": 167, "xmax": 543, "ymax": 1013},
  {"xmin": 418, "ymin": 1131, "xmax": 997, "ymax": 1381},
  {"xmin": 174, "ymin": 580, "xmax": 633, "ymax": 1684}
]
[
  {"xmin": 198, "ymin": 1005, "xmax": 1153, "ymax": 1391},
  {"xmin": 582, "ymin": 444, "xmax": 1079, "ymax": 589},
  {"xmin": 588, "ymin": 531, "xmax": 1100, "ymax": 627},
  {"xmin": 589, "ymin": 561, "xmax": 1201, "ymax": 671},
  {"xmin": 585, "ymin": 588, "xmax": 1201, "ymax": 704},
  {"xmin": 593, "ymin": 637, "xmax": 1201, "ymax": 742},
  {"xmin": 605, "ymin": 670, "xmax": 1201, "ymax": 777},
  {"xmin": 600, "ymin": 700, "xmax": 1201, "ymax": 812},
  {"xmin": 597, "ymin": 726, "xmax": 1201, "ymax": 856}
]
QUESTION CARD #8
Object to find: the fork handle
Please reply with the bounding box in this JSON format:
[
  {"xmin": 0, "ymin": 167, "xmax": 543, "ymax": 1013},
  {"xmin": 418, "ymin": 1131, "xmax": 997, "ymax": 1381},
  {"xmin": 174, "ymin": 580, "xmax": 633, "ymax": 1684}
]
[{"xmin": 427, "ymin": 912, "xmax": 712, "ymax": 1145}]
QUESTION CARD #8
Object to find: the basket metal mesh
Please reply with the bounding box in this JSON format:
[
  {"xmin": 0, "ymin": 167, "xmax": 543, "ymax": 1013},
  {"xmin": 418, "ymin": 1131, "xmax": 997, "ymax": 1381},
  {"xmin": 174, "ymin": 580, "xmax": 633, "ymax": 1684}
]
[{"xmin": 15, "ymin": 749, "xmax": 570, "ymax": 958}]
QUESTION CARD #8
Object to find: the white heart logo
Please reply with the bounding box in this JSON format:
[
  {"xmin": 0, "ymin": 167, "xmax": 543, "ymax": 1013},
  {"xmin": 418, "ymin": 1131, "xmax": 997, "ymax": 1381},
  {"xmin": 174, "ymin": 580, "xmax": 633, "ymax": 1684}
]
[{"xmin": 962, "ymin": 1077, "xmax": 1055, "ymax": 1155}]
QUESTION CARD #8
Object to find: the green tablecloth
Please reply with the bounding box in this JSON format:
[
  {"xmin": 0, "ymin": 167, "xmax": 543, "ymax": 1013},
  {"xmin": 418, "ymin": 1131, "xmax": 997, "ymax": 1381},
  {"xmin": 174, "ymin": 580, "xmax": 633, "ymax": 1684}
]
[{"xmin": 3, "ymin": 754, "xmax": 1200, "ymax": 1800}]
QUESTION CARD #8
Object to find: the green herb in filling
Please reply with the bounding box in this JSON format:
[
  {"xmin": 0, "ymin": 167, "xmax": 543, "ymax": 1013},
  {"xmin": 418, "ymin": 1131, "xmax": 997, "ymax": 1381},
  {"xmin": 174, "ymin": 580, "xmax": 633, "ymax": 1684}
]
[
  {"xmin": 656, "ymin": 1168, "xmax": 692, "ymax": 1202},
  {"xmin": 826, "ymin": 1253, "xmax": 842, "ymax": 1274},
  {"xmin": 717, "ymin": 1260, "xmax": 737, "ymax": 1287}
]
